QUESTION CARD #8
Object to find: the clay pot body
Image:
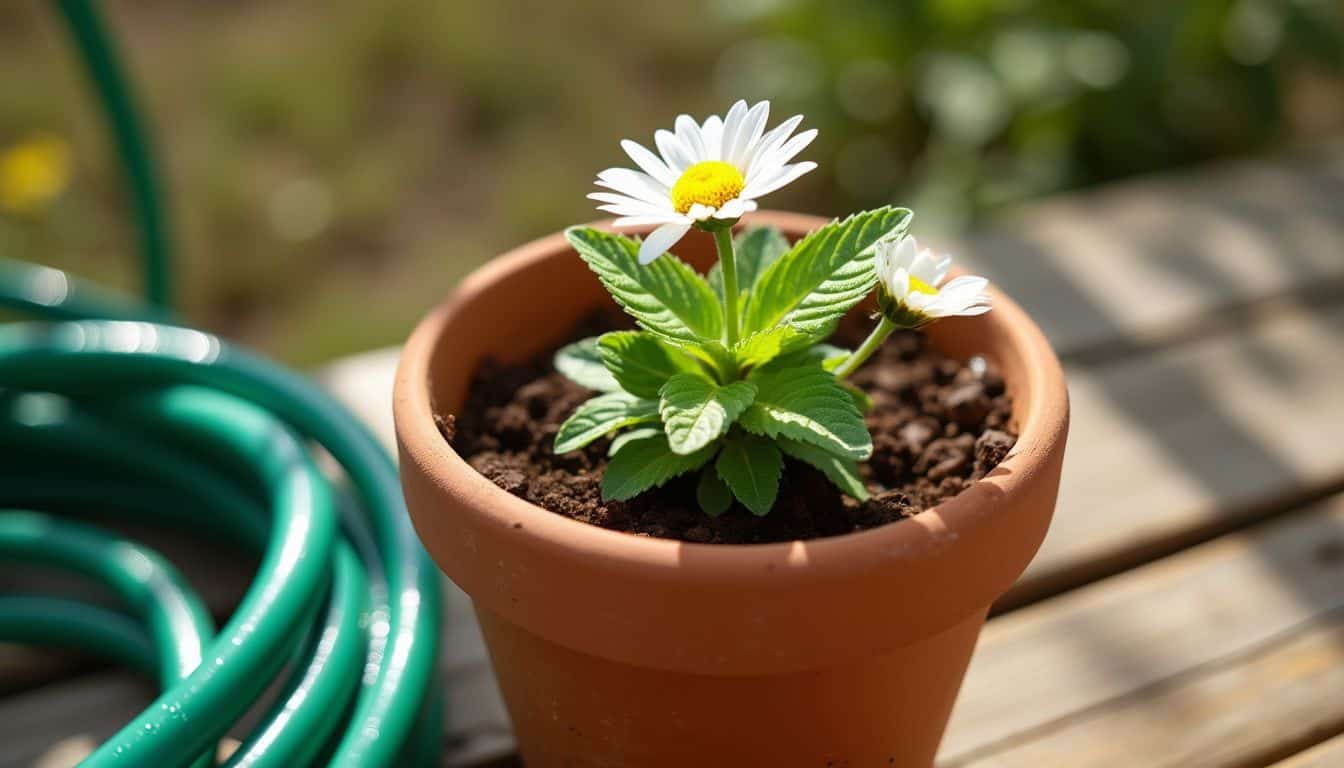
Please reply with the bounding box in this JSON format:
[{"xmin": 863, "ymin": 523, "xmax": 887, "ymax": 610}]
[{"xmin": 394, "ymin": 212, "xmax": 1069, "ymax": 767}]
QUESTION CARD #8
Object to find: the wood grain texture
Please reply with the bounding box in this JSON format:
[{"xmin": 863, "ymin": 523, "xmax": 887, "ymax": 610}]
[
  {"xmin": 1268, "ymin": 734, "xmax": 1344, "ymax": 767},
  {"xmin": 957, "ymin": 143, "xmax": 1344, "ymax": 357},
  {"xmin": 943, "ymin": 494, "xmax": 1344, "ymax": 764},
  {"xmin": 1012, "ymin": 301, "xmax": 1344, "ymax": 605},
  {"xmin": 0, "ymin": 675, "xmax": 152, "ymax": 768},
  {"xmin": 0, "ymin": 673, "xmax": 245, "ymax": 768},
  {"xmin": 947, "ymin": 614, "xmax": 1344, "ymax": 768}
]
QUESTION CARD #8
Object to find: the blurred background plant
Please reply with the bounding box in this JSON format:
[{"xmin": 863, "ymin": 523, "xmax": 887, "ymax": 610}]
[{"xmin": 0, "ymin": 0, "xmax": 1340, "ymax": 366}]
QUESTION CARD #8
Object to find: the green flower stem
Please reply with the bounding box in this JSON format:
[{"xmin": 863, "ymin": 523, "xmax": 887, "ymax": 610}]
[
  {"xmin": 713, "ymin": 227, "xmax": 740, "ymax": 347},
  {"xmin": 833, "ymin": 315, "xmax": 897, "ymax": 381}
]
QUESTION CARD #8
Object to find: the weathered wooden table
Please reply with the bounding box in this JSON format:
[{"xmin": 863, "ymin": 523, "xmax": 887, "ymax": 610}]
[{"xmin": 6, "ymin": 144, "xmax": 1344, "ymax": 767}]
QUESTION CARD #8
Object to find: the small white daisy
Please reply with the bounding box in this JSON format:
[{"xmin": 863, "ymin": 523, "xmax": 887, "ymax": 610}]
[
  {"xmin": 874, "ymin": 235, "xmax": 991, "ymax": 328},
  {"xmin": 589, "ymin": 99, "xmax": 818, "ymax": 265}
]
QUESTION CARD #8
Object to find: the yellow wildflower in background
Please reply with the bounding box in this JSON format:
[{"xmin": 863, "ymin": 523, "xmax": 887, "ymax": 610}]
[{"xmin": 0, "ymin": 133, "xmax": 72, "ymax": 215}]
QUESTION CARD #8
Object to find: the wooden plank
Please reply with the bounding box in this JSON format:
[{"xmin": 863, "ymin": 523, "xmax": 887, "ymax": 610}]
[
  {"xmin": 942, "ymin": 493, "xmax": 1344, "ymax": 763},
  {"xmin": 0, "ymin": 673, "xmax": 244, "ymax": 768},
  {"xmin": 957, "ymin": 143, "xmax": 1344, "ymax": 357},
  {"xmin": 319, "ymin": 346, "xmax": 401, "ymax": 457},
  {"xmin": 1269, "ymin": 734, "xmax": 1344, "ymax": 768},
  {"xmin": 0, "ymin": 645, "xmax": 97, "ymax": 697},
  {"xmin": 1014, "ymin": 301, "xmax": 1344, "ymax": 605},
  {"xmin": 947, "ymin": 615, "xmax": 1344, "ymax": 768},
  {"xmin": 0, "ymin": 675, "xmax": 152, "ymax": 768}
]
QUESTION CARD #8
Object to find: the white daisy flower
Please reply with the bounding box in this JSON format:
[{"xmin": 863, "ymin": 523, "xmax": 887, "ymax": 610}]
[
  {"xmin": 589, "ymin": 99, "xmax": 818, "ymax": 265},
  {"xmin": 874, "ymin": 235, "xmax": 991, "ymax": 328}
]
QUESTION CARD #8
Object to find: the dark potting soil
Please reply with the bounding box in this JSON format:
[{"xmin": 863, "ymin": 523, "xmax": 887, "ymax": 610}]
[{"xmin": 445, "ymin": 313, "xmax": 1017, "ymax": 544}]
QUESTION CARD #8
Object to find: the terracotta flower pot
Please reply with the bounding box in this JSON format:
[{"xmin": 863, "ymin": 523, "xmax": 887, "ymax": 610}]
[{"xmin": 394, "ymin": 211, "xmax": 1069, "ymax": 767}]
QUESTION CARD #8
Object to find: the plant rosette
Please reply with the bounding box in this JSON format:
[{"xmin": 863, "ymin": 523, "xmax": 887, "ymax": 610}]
[{"xmin": 394, "ymin": 101, "xmax": 1068, "ymax": 767}]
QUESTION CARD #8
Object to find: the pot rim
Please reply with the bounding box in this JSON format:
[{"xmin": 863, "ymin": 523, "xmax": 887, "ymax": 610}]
[{"xmin": 394, "ymin": 210, "xmax": 1069, "ymax": 672}]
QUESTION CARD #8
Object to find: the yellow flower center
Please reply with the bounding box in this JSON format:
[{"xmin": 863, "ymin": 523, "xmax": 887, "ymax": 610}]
[
  {"xmin": 908, "ymin": 275, "xmax": 939, "ymax": 295},
  {"xmin": 670, "ymin": 161, "xmax": 744, "ymax": 214}
]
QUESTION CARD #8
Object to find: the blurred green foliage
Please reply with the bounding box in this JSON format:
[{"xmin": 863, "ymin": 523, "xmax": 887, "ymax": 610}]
[
  {"xmin": 715, "ymin": 0, "xmax": 1344, "ymax": 230},
  {"xmin": 0, "ymin": 0, "xmax": 1340, "ymax": 365}
]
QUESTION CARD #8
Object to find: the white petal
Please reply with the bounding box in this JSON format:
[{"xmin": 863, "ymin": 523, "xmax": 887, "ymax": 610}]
[
  {"xmin": 874, "ymin": 239, "xmax": 896, "ymax": 283},
  {"xmin": 907, "ymin": 294, "xmax": 938, "ymax": 313},
  {"xmin": 719, "ymin": 100, "xmax": 749, "ymax": 166},
  {"xmin": 926, "ymin": 298, "xmax": 981, "ymax": 318},
  {"xmin": 597, "ymin": 203, "xmax": 677, "ymax": 219},
  {"xmin": 715, "ymin": 198, "xmax": 747, "ymax": 219},
  {"xmin": 596, "ymin": 168, "xmax": 669, "ymax": 206},
  {"xmin": 613, "ymin": 214, "xmax": 685, "ymax": 227},
  {"xmin": 741, "ymin": 160, "xmax": 816, "ymax": 199},
  {"xmin": 775, "ymin": 127, "xmax": 818, "ymax": 163},
  {"xmin": 654, "ymin": 129, "xmax": 695, "ymax": 172},
  {"xmin": 741, "ymin": 164, "xmax": 789, "ymax": 198},
  {"xmin": 926, "ymin": 285, "xmax": 991, "ymax": 317},
  {"xmin": 947, "ymin": 297, "xmax": 993, "ymax": 316},
  {"xmin": 588, "ymin": 192, "xmax": 669, "ymax": 214},
  {"xmin": 898, "ymin": 236, "xmax": 918, "ymax": 260},
  {"xmin": 674, "ymin": 115, "xmax": 707, "ymax": 161},
  {"xmin": 931, "ymin": 255, "xmax": 954, "ymax": 285},
  {"xmin": 620, "ymin": 140, "xmax": 678, "ymax": 187},
  {"xmin": 740, "ymin": 199, "xmax": 759, "ymax": 213},
  {"xmin": 639, "ymin": 222, "xmax": 691, "ymax": 265},
  {"xmin": 749, "ymin": 129, "xmax": 818, "ymax": 184},
  {"xmin": 893, "ymin": 268, "xmax": 912, "ymax": 299},
  {"xmin": 939, "ymin": 275, "xmax": 989, "ymax": 296},
  {"xmin": 729, "ymin": 101, "xmax": 770, "ymax": 168},
  {"xmin": 596, "ymin": 201, "xmax": 677, "ymax": 219},
  {"xmin": 595, "ymin": 178, "xmax": 665, "ymax": 208},
  {"xmin": 700, "ymin": 115, "xmax": 724, "ymax": 159},
  {"xmin": 687, "ymin": 203, "xmax": 715, "ymax": 220},
  {"xmin": 744, "ymin": 114, "xmax": 803, "ymax": 178},
  {"xmin": 955, "ymin": 304, "xmax": 993, "ymax": 316},
  {"xmin": 909, "ymin": 248, "xmax": 942, "ymax": 283}
]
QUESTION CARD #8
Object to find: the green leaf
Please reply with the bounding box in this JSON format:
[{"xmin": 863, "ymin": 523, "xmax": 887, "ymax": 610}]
[
  {"xmin": 553, "ymin": 392, "xmax": 659, "ymax": 453},
  {"xmin": 842, "ymin": 382, "xmax": 874, "ymax": 414},
  {"xmin": 608, "ymin": 426, "xmax": 662, "ymax": 456},
  {"xmin": 733, "ymin": 325, "xmax": 812, "ymax": 370},
  {"xmin": 818, "ymin": 345, "xmax": 852, "ymax": 372},
  {"xmin": 740, "ymin": 365, "xmax": 873, "ymax": 460},
  {"xmin": 708, "ymin": 226, "xmax": 791, "ymax": 300},
  {"xmin": 681, "ymin": 340, "xmax": 737, "ymax": 382},
  {"xmin": 755, "ymin": 342, "xmax": 851, "ymax": 376},
  {"xmin": 715, "ymin": 433, "xmax": 783, "ymax": 516},
  {"xmin": 601, "ymin": 431, "xmax": 718, "ymax": 501},
  {"xmin": 597, "ymin": 331, "xmax": 705, "ymax": 399},
  {"xmin": 567, "ymin": 227, "xmax": 722, "ymax": 344},
  {"xmin": 658, "ymin": 374, "xmax": 757, "ymax": 455},
  {"xmin": 778, "ymin": 438, "xmax": 870, "ymax": 501},
  {"xmin": 696, "ymin": 467, "xmax": 733, "ymax": 517},
  {"xmin": 743, "ymin": 207, "xmax": 910, "ymax": 338},
  {"xmin": 554, "ymin": 337, "xmax": 620, "ymax": 391}
]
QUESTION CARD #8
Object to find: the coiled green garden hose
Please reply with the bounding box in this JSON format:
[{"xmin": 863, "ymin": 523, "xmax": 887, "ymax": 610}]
[{"xmin": 0, "ymin": 2, "xmax": 444, "ymax": 766}]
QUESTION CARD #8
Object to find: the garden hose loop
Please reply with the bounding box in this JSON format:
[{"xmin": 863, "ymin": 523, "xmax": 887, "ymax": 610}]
[
  {"xmin": 0, "ymin": 314, "xmax": 444, "ymax": 767},
  {"xmin": 1, "ymin": 3, "xmax": 444, "ymax": 765}
]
